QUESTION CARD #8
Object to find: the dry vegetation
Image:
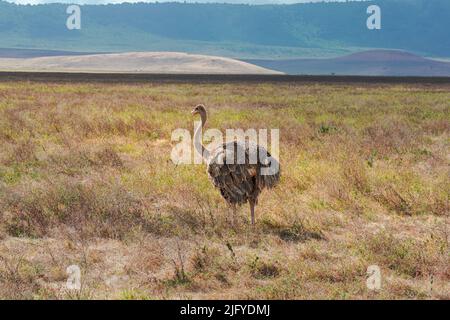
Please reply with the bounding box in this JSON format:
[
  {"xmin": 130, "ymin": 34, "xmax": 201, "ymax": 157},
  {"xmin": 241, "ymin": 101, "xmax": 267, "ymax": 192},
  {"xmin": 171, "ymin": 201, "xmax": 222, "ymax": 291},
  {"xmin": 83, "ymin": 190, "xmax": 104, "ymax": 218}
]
[{"xmin": 0, "ymin": 80, "xmax": 448, "ymax": 299}]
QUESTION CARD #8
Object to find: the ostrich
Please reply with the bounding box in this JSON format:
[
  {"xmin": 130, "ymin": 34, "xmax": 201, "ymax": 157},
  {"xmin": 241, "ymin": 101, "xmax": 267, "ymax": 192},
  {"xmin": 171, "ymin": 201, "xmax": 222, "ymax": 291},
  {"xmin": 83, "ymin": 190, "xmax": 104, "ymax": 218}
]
[{"xmin": 191, "ymin": 104, "xmax": 280, "ymax": 225}]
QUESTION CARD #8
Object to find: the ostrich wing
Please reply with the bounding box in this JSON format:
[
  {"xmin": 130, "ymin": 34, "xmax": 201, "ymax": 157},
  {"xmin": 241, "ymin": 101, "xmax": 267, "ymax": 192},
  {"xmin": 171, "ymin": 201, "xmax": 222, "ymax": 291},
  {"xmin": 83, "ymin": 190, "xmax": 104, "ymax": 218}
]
[{"xmin": 207, "ymin": 141, "xmax": 280, "ymax": 205}]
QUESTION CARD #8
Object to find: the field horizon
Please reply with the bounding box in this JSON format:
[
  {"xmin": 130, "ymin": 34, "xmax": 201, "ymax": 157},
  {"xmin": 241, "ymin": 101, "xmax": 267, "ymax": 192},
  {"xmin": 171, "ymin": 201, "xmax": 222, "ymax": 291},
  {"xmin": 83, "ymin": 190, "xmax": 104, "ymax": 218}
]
[{"xmin": 2, "ymin": 48, "xmax": 450, "ymax": 77}]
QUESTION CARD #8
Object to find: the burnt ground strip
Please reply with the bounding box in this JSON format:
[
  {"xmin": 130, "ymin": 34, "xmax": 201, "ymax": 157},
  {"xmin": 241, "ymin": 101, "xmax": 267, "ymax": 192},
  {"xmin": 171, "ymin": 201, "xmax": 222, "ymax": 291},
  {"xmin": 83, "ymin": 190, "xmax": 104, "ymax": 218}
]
[{"xmin": 1, "ymin": 71, "xmax": 450, "ymax": 84}]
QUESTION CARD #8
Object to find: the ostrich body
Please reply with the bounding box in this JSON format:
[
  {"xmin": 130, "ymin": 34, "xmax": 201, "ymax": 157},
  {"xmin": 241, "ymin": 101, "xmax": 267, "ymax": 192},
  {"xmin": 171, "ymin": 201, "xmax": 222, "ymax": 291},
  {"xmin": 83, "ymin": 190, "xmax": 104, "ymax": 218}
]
[{"xmin": 191, "ymin": 104, "xmax": 280, "ymax": 224}]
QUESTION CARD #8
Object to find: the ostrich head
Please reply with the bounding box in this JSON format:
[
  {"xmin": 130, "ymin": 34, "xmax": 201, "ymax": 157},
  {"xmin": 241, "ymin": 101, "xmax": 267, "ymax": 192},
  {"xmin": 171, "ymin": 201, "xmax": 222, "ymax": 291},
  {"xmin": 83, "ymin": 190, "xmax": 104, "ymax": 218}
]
[
  {"xmin": 191, "ymin": 104, "xmax": 207, "ymax": 126},
  {"xmin": 191, "ymin": 104, "xmax": 206, "ymax": 116}
]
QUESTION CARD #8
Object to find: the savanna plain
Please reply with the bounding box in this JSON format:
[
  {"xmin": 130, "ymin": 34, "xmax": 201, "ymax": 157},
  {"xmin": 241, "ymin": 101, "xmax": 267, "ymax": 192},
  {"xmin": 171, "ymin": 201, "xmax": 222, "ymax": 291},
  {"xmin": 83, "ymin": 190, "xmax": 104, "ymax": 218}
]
[{"xmin": 0, "ymin": 80, "xmax": 448, "ymax": 299}]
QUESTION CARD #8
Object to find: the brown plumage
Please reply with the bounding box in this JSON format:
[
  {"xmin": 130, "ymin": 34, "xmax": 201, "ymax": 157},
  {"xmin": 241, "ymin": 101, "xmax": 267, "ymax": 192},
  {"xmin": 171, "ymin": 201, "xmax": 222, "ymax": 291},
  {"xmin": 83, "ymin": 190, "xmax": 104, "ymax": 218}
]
[{"xmin": 191, "ymin": 104, "xmax": 280, "ymax": 224}]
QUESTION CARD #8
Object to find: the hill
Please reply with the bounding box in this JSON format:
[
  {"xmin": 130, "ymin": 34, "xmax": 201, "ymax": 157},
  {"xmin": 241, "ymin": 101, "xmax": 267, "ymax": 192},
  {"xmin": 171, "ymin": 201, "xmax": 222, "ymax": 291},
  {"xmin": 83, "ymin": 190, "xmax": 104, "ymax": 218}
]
[
  {"xmin": 0, "ymin": 51, "xmax": 281, "ymax": 74},
  {"xmin": 244, "ymin": 50, "xmax": 450, "ymax": 76},
  {"xmin": 0, "ymin": 0, "xmax": 449, "ymax": 59},
  {"xmin": 0, "ymin": 47, "xmax": 98, "ymax": 58}
]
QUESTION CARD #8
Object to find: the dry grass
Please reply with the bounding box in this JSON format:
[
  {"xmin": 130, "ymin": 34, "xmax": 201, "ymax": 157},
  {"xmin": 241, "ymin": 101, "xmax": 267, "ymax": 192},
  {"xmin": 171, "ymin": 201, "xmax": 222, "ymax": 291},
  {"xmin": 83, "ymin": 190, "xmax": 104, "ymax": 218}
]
[{"xmin": 0, "ymin": 81, "xmax": 449, "ymax": 299}]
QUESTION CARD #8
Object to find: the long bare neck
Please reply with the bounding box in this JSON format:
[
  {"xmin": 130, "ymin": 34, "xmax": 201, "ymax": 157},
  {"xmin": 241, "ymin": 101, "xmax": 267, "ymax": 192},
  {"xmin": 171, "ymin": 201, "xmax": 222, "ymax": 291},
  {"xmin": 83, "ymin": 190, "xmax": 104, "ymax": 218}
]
[{"xmin": 194, "ymin": 110, "xmax": 210, "ymax": 159}]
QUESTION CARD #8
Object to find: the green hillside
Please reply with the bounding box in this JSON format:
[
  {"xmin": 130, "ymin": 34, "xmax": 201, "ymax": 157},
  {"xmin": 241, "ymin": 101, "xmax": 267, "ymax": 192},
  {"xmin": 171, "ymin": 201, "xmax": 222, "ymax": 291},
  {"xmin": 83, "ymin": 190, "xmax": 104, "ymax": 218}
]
[{"xmin": 0, "ymin": 0, "xmax": 449, "ymax": 58}]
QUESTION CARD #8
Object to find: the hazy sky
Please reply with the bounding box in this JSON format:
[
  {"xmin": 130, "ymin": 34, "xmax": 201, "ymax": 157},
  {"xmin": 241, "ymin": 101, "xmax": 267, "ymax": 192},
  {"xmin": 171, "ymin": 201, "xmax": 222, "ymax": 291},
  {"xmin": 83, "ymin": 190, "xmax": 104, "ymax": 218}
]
[{"xmin": 5, "ymin": 0, "xmax": 358, "ymax": 5}]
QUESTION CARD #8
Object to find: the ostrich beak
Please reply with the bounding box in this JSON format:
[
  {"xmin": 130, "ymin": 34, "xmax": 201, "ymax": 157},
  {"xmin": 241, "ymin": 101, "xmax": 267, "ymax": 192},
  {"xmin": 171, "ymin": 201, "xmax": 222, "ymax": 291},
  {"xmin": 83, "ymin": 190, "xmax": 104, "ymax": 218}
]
[{"xmin": 191, "ymin": 109, "xmax": 198, "ymax": 115}]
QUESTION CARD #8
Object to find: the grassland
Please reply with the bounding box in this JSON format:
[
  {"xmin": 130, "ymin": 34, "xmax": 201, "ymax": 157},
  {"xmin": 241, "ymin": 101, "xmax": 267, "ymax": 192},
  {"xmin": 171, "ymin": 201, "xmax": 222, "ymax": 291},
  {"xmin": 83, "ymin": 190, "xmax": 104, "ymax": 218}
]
[{"xmin": 0, "ymin": 80, "xmax": 448, "ymax": 299}]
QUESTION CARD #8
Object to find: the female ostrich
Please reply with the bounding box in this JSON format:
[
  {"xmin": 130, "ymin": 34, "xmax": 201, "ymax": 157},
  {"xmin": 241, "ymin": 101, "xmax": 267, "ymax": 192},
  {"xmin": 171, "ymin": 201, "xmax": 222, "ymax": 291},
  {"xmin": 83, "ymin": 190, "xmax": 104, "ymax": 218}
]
[{"xmin": 191, "ymin": 104, "xmax": 280, "ymax": 225}]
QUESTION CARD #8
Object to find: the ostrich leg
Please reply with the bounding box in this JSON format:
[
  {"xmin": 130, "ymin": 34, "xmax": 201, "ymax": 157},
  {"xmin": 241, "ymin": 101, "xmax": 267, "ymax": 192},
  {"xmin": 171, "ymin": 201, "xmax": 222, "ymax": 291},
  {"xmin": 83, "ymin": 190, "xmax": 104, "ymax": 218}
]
[
  {"xmin": 231, "ymin": 204, "xmax": 237, "ymax": 226},
  {"xmin": 249, "ymin": 199, "xmax": 255, "ymax": 225}
]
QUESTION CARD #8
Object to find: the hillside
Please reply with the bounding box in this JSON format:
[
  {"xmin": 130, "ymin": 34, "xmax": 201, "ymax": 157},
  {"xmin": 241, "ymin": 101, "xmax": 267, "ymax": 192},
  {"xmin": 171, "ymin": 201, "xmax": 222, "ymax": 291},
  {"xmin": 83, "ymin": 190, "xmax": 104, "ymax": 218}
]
[
  {"xmin": 0, "ymin": 47, "xmax": 98, "ymax": 58},
  {"xmin": 244, "ymin": 50, "xmax": 450, "ymax": 76},
  {"xmin": 0, "ymin": 52, "xmax": 281, "ymax": 74},
  {"xmin": 0, "ymin": 0, "xmax": 449, "ymax": 59}
]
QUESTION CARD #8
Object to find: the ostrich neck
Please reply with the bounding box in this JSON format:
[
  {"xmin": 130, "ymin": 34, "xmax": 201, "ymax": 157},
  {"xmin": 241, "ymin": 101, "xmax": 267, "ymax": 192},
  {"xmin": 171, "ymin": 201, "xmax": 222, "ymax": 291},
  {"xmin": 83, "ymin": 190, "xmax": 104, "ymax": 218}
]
[{"xmin": 194, "ymin": 111, "xmax": 210, "ymax": 160}]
